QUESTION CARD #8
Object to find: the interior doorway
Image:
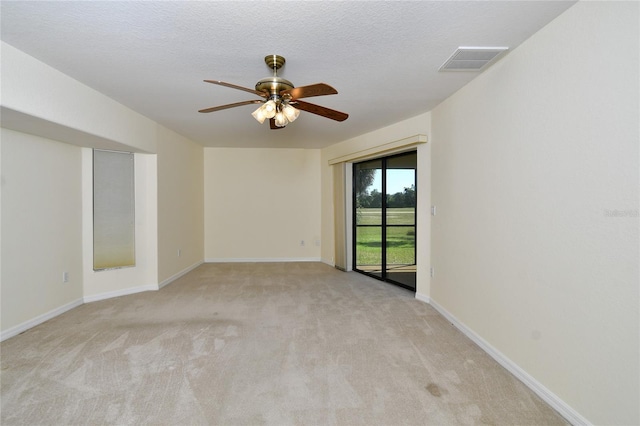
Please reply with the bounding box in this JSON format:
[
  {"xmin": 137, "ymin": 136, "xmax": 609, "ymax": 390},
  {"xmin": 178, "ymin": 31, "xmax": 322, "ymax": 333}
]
[{"xmin": 353, "ymin": 151, "xmax": 417, "ymax": 290}]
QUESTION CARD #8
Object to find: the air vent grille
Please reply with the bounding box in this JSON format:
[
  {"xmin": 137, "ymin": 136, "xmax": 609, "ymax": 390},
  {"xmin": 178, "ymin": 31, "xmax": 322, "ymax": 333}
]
[{"xmin": 439, "ymin": 47, "xmax": 508, "ymax": 72}]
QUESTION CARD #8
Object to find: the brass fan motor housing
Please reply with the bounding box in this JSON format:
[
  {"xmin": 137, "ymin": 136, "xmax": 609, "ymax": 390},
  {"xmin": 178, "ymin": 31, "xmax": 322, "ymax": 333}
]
[
  {"xmin": 255, "ymin": 55, "xmax": 294, "ymax": 97},
  {"xmin": 255, "ymin": 76, "xmax": 294, "ymax": 97}
]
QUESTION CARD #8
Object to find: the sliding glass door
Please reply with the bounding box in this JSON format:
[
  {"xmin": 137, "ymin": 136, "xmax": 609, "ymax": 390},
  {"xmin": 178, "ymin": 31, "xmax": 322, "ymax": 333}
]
[
  {"xmin": 353, "ymin": 151, "xmax": 417, "ymax": 290},
  {"xmin": 384, "ymin": 154, "xmax": 417, "ymax": 288},
  {"xmin": 354, "ymin": 159, "xmax": 383, "ymax": 279}
]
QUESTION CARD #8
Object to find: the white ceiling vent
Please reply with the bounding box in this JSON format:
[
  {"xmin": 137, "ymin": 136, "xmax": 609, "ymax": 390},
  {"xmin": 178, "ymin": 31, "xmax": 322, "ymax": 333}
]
[{"xmin": 439, "ymin": 47, "xmax": 508, "ymax": 72}]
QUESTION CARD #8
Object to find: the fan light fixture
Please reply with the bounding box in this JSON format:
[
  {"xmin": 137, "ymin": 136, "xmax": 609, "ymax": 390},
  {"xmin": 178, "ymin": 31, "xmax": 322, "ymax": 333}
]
[
  {"xmin": 199, "ymin": 54, "xmax": 348, "ymax": 129},
  {"xmin": 251, "ymin": 100, "xmax": 299, "ymax": 127}
]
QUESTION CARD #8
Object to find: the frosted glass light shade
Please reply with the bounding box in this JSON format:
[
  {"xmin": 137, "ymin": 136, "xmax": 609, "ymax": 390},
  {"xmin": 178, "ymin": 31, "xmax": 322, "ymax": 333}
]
[
  {"xmin": 252, "ymin": 100, "xmax": 299, "ymax": 126},
  {"xmin": 274, "ymin": 111, "xmax": 288, "ymax": 127},
  {"xmin": 251, "ymin": 105, "xmax": 267, "ymax": 124},
  {"xmin": 263, "ymin": 100, "xmax": 277, "ymax": 118},
  {"xmin": 282, "ymin": 104, "xmax": 300, "ymax": 122}
]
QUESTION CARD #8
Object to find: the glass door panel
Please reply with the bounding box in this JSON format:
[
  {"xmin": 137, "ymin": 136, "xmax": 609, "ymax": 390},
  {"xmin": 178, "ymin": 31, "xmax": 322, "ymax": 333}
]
[
  {"xmin": 354, "ymin": 160, "xmax": 382, "ymax": 277},
  {"xmin": 385, "ymin": 154, "xmax": 417, "ymax": 289},
  {"xmin": 355, "ymin": 226, "xmax": 382, "ymax": 279}
]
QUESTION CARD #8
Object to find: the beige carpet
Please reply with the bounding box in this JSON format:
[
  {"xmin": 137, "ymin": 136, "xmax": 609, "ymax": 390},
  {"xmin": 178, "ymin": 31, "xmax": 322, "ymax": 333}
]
[{"xmin": 1, "ymin": 262, "xmax": 567, "ymax": 425}]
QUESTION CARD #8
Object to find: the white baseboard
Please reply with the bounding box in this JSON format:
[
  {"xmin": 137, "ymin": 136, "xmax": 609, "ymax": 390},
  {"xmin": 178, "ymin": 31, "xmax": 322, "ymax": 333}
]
[
  {"xmin": 158, "ymin": 261, "xmax": 203, "ymax": 289},
  {"xmin": 1, "ymin": 298, "xmax": 84, "ymax": 342},
  {"xmin": 2, "ymin": 263, "xmax": 206, "ymax": 340},
  {"xmin": 423, "ymin": 298, "xmax": 589, "ymax": 426},
  {"xmin": 415, "ymin": 292, "xmax": 430, "ymax": 304},
  {"xmin": 83, "ymin": 284, "xmax": 157, "ymax": 303},
  {"xmin": 205, "ymin": 257, "xmax": 322, "ymax": 263}
]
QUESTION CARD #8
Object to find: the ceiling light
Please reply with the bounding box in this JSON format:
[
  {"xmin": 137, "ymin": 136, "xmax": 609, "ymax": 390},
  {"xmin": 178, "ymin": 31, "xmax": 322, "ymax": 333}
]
[
  {"xmin": 274, "ymin": 110, "xmax": 288, "ymax": 127},
  {"xmin": 251, "ymin": 105, "xmax": 267, "ymax": 124},
  {"xmin": 263, "ymin": 100, "xmax": 277, "ymax": 118},
  {"xmin": 252, "ymin": 99, "xmax": 281, "ymax": 125},
  {"xmin": 252, "ymin": 99, "xmax": 300, "ymax": 127},
  {"xmin": 282, "ymin": 103, "xmax": 300, "ymax": 122}
]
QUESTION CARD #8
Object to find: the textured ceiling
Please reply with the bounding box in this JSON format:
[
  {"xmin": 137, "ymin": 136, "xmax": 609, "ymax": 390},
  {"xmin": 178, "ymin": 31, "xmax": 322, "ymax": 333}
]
[{"xmin": 0, "ymin": 1, "xmax": 576, "ymax": 148}]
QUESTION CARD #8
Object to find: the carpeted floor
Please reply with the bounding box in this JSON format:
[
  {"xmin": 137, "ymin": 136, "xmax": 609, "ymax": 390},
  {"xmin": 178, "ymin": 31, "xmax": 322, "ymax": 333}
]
[{"xmin": 0, "ymin": 262, "xmax": 567, "ymax": 425}]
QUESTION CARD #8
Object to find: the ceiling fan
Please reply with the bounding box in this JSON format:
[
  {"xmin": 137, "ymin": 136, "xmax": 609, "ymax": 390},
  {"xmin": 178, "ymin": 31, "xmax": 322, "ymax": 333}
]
[{"xmin": 199, "ymin": 55, "xmax": 348, "ymax": 129}]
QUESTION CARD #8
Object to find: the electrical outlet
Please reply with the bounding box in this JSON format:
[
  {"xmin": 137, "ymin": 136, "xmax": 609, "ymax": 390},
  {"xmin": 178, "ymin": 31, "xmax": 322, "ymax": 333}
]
[
  {"xmin": 62, "ymin": 272, "xmax": 69, "ymax": 283},
  {"xmin": 178, "ymin": 248, "xmax": 182, "ymax": 257},
  {"xmin": 430, "ymin": 267, "xmax": 434, "ymax": 278},
  {"xmin": 431, "ymin": 205, "xmax": 437, "ymax": 216}
]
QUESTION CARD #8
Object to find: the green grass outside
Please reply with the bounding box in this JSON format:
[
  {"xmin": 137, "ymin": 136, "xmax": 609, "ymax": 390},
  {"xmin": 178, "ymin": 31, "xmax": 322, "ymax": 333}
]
[
  {"xmin": 355, "ymin": 208, "xmax": 416, "ymax": 266},
  {"xmin": 356, "ymin": 207, "xmax": 415, "ymax": 225}
]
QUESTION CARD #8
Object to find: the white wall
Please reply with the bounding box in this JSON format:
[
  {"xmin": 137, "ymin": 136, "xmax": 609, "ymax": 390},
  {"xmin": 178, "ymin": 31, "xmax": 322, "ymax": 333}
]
[
  {"xmin": 1, "ymin": 42, "xmax": 157, "ymax": 153},
  {"xmin": 204, "ymin": 148, "xmax": 321, "ymax": 261},
  {"xmin": 157, "ymin": 126, "xmax": 204, "ymax": 284},
  {"xmin": 1, "ymin": 128, "xmax": 83, "ymax": 333},
  {"xmin": 430, "ymin": 2, "xmax": 638, "ymax": 424},
  {"xmin": 1, "ymin": 43, "xmax": 205, "ymax": 337},
  {"xmin": 320, "ymin": 113, "xmax": 431, "ymax": 295}
]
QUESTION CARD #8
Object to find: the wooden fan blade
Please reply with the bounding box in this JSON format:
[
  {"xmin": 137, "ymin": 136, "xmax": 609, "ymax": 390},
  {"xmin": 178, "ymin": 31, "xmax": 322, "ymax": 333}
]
[
  {"xmin": 204, "ymin": 80, "xmax": 268, "ymax": 97},
  {"xmin": 269, "ymin": 118, "xmax": 285, "ymax": 129},
  {"xmin": 293, "ymin": 100, "xmax": 349, "ymax": 122},
  {"xmin": 198, "ymin": 100, "xmax": 263, "ymax": 113},
  {"xmin": 281, "ymin": 83, "xmax": 337, "ymax": 100}
]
